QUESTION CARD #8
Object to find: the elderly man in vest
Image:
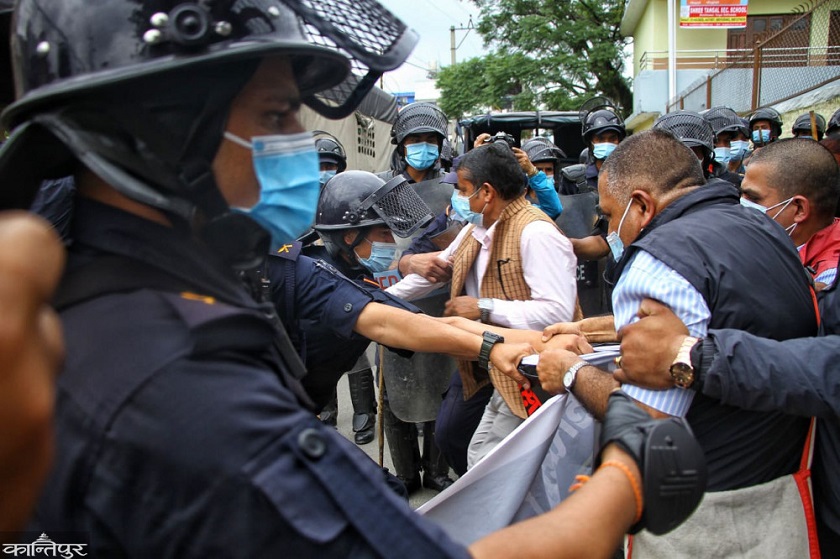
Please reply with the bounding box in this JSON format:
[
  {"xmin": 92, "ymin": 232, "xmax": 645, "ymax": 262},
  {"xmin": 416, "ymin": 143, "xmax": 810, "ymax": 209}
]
[
  {"xmin": 387, "ymin": 142, "xmax": 578, "ymax": 471},
  {"xmin": 533, "ymin": 129, "xmax": 818, "ymax": 557}
]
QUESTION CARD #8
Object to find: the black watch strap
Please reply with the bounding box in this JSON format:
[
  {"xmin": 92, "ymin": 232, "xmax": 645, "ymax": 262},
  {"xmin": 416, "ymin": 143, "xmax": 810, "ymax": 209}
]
[{"xmin": 479, "ymin": 331, "xmax": 504, "ymax": 370}]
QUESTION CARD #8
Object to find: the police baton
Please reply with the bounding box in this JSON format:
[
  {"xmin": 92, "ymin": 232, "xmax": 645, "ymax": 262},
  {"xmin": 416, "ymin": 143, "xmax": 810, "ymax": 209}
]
[{"xmin": 378, "ymin": 344, "xmax": 386, "ymax": 467}]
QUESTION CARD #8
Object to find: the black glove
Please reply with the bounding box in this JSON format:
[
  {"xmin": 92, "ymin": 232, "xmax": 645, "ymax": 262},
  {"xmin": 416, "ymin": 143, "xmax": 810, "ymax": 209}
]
[{"xmin": 598, "ymin": 391, "xmax": 707, "ymax": 535}]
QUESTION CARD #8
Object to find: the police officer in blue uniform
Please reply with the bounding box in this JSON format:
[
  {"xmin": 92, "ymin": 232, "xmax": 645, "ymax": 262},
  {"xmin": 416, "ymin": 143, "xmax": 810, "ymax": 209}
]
[
  {"xmin": 0, "ymin": 0, "xmax": 708, "ymax": 556},
  {"xmin": 315, "ymin": 130, "xmax": 347, "ymax": 187},
  {"xmin": 309, "ymin": 132, "xmax": 382, "ymax": 443},
  {"xmin": 277, "ymin": 169, "xmax": 430, "ymax": 446},
  {"xmin": 306, "ymin": 170, "xmax": 455, "ymax": 491},
  {"xmin": 0, "ymin": 0, "xmax": 470, "ymax": 554}
]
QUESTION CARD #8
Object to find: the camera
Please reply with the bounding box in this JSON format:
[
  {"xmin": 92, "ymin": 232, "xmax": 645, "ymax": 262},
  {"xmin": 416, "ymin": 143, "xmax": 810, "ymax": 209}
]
[{"xmin": 482, "ymin": 131, "xmax": 517, "ymax": 149}]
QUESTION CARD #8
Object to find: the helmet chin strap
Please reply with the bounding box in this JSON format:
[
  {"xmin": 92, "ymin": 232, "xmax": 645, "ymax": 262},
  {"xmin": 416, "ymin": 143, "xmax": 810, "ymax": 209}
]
[
  {"xmin": 36, "ymin": 103, "xmax": 269, "ymax": 271},
  {"xmin": 343, "ymin": 228, "xmax": 370, "ymax": 267}
]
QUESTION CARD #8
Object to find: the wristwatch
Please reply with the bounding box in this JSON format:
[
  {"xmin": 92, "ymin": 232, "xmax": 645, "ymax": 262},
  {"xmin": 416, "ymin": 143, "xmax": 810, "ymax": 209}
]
[
  {"xmin": 563, "ymin": 360, "xmax": 587, "ymax": 393},
  {"xmin": 479, "ymin": 331, "xmax": 505, "ymax": 370},
  {"xmin": 478, "ymin": 298, "xmax": 494, "ymax": 324},
  {"xmin": 670, "ymin": 336, "xmax": 699, "ymax": 389}
]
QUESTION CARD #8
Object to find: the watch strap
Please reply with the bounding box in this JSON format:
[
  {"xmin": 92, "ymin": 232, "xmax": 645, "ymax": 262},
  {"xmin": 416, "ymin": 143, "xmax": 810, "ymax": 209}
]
[
  {"xmin": 563, "ymin": 360, "xmax": 588, "ymax": 392},
  {"xmin": 478, "ymin": 298, "xmax": 493, "ymax": 324},
  {"xmin": 670, "ymin": 336, "xmax": 699, "ymax": 388},
  {"xmin": 479, "ymin": 331, "xmax": 504, "ymax": 370}
]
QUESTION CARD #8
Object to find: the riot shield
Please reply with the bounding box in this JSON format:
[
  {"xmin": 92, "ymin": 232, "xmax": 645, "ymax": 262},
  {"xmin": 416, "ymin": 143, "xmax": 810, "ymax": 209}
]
[
  {"xmin": 411, "ymin": 177, "xmax": 454, "ymax": 217},
  {"xmin": 381, "ymin": 289, "xmax": 455, "ymax": 422},
  {"xmin": 556, "ymin": 190, "xmax": 598, "ymax": 240},
  {"xmin": 555, "ymin": 190, "xmax": 610, "ymax": 317}
]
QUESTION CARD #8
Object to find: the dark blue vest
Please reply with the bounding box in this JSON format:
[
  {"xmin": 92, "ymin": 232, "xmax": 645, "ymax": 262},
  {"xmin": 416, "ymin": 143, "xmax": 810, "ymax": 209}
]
[{"xmin": 618, "ymin": 179, "xmax": 818, "ymax": 490}]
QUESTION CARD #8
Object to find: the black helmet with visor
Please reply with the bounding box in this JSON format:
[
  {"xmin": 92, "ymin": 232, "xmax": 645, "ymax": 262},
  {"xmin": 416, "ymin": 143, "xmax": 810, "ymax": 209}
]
[
  {"xmin": 314, "ymin": 130, "xmax": 347, "ymax": 173},
  {"xmin": 522, "ymin": 137, "xmax": 566, "ymax": 164},
  {"xmin": 703, "ymin": 106, "xmax": 748, "ymax": 139},
  {"xmin": 0, "ymin": 0, "xmax": 418, "ymax": 221},
  {"xmin": 653, "ymin": 111, "xmax": 715, "ymax": 158},
  {"xmin": 390, "ymin": 102, "xmax": 448, "ymax": 146},
  {"xmin": 314, "ymin": 170, "xmax": 433, "ymax": 258},
  {"xmin": 579, "ymin": 97, "xmax": 626, "ymax": 145}
]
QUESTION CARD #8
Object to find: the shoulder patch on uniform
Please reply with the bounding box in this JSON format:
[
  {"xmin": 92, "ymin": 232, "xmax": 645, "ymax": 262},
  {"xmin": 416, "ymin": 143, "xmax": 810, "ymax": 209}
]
[
  {"xmin": 313, "ymin": 258, "xmax": 341, "ymax": 276},
  {"xmin": 269, "ymin": 241, "xmax": 302, "ymax": 261}
]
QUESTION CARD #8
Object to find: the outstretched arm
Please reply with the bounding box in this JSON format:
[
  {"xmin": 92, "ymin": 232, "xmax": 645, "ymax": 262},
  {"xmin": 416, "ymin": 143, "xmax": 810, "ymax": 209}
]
[
  {"xmin": 542, "ymin": 314, "xmax": 618, "ymax": 344},
  {"xmin": 438, "ymin": 315, "xmax": 592, "ymax": 353},
  {"xmin": 353, "ymin": 302, "xmax": 533, "ymax": 381}
]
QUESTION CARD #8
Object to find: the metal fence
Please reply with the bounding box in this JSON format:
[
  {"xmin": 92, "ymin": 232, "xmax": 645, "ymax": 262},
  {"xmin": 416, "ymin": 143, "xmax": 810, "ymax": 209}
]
[{"xmin": 665, "ymin": 0, "xmax": 840, "ymax": 113}]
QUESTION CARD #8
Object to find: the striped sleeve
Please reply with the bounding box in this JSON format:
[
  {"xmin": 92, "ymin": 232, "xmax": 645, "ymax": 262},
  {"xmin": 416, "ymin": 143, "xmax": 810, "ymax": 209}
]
[
  {"xmin": 613, "ymin": 250, "xmax": 711, "ymax": 417},
  {"xmin": 815, "ymin": 267, "xmax": 837, "ymax": 287}
]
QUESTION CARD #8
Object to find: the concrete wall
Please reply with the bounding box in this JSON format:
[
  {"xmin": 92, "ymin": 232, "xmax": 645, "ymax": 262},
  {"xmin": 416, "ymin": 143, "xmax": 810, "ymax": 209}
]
[{"xmin": 633, "ymin": 68, "xmax": 715, "ymax": 113}]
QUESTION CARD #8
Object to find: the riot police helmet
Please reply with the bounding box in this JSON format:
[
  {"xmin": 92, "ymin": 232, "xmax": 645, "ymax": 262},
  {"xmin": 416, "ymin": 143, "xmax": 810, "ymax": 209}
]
[
  {"xmin": 314, "ymin": 131, "xmax": 347, "ymax": 173},
  {"xmin": 390, "ymin": 102, "xmax": 448, "ymax": 146},
  {"xmin": 653, "ymin": 111, "xmax": 715, "ymax": 158},
  {"xmin": 522, "ymin": 137, "xmax": 566, "ymax": 164},
  {"xmin": 0, "ymin": 0, "xmax": 419, "ymax": 219},
  {"xmin": 314, "ymin": 170, "xmax": 432, "ymax": 241},
  {"xmin": 703, "ymin": 107, "xmax": 748, "ymax": 139},
  {"xmin": 579, "ymin": 96, "xmax": 626, "ymax": 144},
  {"xmin": 749, "ymin": 108, "xmax": 783, "ymax": 138},
  {"xmin": 827, "ymin": 108, "xmax": 840, "ymax": 136},
  {"xmin": 791, "ymin": 113, "xmax": 826, "ymax": 139}
]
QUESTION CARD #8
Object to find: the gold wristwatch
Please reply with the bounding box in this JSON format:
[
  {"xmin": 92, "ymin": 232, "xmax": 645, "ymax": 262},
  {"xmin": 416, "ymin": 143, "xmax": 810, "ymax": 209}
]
[{"xmin": 670, "ymin": 336, "xmax": 699, "ymax": 389}]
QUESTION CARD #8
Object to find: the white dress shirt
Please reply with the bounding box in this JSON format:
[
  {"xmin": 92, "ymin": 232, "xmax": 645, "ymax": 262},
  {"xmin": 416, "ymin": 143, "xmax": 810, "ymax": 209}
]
[{"xmin": 386, "ymin": 219, "xmax": 577, "ymax": 330}]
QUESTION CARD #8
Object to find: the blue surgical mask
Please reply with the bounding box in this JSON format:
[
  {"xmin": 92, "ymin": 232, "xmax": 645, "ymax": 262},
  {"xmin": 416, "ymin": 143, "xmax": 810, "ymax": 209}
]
[
  {"xmin": 545, "ymin": 176, "xmax": 556, "ymax": 191},
  {"xmin": 356, "ymin": 241, "xmax": 397, "ymax": 273},
  {"xmin": 450, "ymin": 189, "xmax": 486, "ymax": 227},
  {"xmin": 797, "ymin": 135, "xmax": 815, "ymax": 141},
  {"xmin": 730, "ymin": 140, "xmax": 750, "ymax": 160},
  {"xmin": 752, "ymin": 129, "xmax": 771, "ymax": 144},
  {"xmin": 405, "ymin": 142, "xmax": 439, "ymax": 170},
  {"xmin": 714, "ymin": 146, "xmax": 731, "ymax": 164},
  {"xmin": 320, "ymin": 170, "xmax": 337, "ymax": 186},
  {"xmin": 592, "ymin": 142, "xmax": 617, "ymax": 160},
  {"xmin": 605, "ymin": 198, "xmax": 635, "ymax": 262},
  {"xmin": 224, "ymin": 131, "xmax": 320, "ymax": 245}
]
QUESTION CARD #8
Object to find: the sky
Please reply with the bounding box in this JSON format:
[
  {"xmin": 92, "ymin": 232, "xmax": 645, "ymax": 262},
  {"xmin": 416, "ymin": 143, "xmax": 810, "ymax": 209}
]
[{"xmin": 376, "ymin": 0, "xmax": 490, "ymax": 96}]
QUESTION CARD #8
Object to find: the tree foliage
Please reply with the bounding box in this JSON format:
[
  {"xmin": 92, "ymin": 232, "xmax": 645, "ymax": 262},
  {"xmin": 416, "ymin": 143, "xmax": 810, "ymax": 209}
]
[
  {"xmin": 436, "ymin": 0, "xmax": 631, "ymax": 119},
  {"xmin": 436, "ymin": 52, "xmax": 541, "ymax": 119}
]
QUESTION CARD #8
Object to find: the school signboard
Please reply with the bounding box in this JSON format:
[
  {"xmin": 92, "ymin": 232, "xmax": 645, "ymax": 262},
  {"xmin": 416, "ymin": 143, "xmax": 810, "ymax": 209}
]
[{"xmin": 680, "ymin": 0, "xmax": 748, "ymax": 29}]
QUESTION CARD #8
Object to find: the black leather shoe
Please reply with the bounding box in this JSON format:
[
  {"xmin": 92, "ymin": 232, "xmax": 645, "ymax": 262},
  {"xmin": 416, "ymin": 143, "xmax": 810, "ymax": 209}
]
[
  {"xmin": 319, "ymin": 410, "xmax": 337, "ymax": 428},
  {"xmin": 422, "ymin": 473, "xmax": 454, "ymax": 492}
]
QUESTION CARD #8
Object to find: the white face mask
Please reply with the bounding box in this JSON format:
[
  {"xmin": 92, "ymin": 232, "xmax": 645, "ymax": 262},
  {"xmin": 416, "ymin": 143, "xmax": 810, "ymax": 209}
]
[{"xmin": 740, "ymin": 196, "xmax": 798, "ymax": 236}]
